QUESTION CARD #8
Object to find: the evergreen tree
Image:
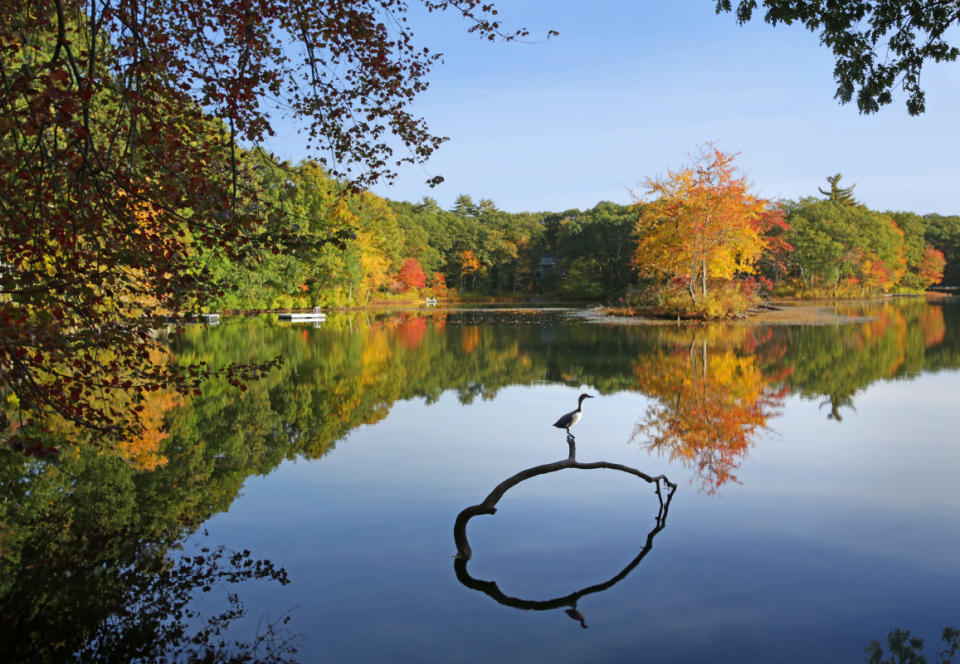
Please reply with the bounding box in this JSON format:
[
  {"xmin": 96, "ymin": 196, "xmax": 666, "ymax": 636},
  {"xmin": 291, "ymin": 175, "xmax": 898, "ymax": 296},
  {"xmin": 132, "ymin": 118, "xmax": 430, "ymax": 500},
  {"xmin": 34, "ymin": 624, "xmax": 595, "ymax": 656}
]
[{"xmin": 818, "ymin": 173, "xmax": 858, "ymax": 205}]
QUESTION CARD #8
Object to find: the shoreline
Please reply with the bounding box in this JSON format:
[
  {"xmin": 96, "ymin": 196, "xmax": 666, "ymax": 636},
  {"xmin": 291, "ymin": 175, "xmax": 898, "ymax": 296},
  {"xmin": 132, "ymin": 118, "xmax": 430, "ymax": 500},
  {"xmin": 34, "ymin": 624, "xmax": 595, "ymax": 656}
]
[
  {"xmin": 204, "ymin": 293, "xmax": 955, "ymax": 327},
  {"xmin": 581, "ymin": 295, "xmax": 954, "ymax": 326}
]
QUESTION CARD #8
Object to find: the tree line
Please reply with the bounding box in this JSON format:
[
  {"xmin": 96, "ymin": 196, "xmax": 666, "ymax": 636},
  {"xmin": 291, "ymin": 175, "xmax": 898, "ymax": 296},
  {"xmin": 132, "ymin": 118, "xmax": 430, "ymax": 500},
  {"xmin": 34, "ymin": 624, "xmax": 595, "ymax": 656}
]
[
  {"xmin": 195, "ymin": 154, "xmax": 960, "ymax": 317},
  {"xmin": 193, "ymin": 153, "xmax": 641, "ymax": 311}
]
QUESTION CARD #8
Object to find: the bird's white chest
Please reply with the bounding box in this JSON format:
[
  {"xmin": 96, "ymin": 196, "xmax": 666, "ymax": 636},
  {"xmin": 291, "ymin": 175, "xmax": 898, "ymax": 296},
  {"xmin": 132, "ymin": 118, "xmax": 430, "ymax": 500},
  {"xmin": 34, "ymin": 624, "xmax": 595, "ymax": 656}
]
[{"xmin": 569, "ymin": 410, "xmax": 582, "ymax": 426}]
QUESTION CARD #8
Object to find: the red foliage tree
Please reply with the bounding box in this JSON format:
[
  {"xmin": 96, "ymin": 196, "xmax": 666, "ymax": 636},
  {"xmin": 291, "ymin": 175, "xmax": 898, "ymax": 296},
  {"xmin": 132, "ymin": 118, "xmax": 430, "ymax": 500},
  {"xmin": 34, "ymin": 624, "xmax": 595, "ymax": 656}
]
[{"xmin": 397, "ymin": 258, "xmax": 428, "ymax": 292}]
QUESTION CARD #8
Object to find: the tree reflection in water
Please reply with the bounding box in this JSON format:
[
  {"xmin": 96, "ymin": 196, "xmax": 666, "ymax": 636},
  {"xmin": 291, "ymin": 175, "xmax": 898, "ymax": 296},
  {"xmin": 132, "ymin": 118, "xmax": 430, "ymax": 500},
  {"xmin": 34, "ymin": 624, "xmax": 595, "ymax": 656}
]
[
  {"xmin": 70, "ymin": 544, "xmax": 298, "ymax": 664},
  {"xmin": 0, "ymin": 441, "xmax": 299, "ymax": 663},
  {"xmin": 629, "ymin": 301, "xmax": 956, "ymax": 493},
  {"xmin": 631, "ymin": 327, "xmax": 789, "ymax": 493},
  {"xmin": 452, "ymin": 435, "xmax": 676, "ymax": 626}
]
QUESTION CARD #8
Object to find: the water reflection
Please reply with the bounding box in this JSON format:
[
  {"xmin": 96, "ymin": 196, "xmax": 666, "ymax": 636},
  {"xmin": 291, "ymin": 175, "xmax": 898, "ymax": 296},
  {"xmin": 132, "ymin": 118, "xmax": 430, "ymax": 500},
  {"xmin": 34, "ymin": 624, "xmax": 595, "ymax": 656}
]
[
  {"xmin": 626, "ymin": 300, "xmax": 958, "ymax": 491},
  {"xmin": 452, "ymin": 436, "xmax": 676, "ymax": 625},
  {"xmin": 5, "ymin": 299, "xmax": 960, "ymax": 658},
  {"xmin": 630, "ymin": 329, "xmax": 789, "ymax": 493},
  {"xmin": 0, "ymin": 444, "xmax": 295, "ymax": 663},
  {"xmin": 163, "ymin": 301, "xmax": 960, "ymax": 471}
]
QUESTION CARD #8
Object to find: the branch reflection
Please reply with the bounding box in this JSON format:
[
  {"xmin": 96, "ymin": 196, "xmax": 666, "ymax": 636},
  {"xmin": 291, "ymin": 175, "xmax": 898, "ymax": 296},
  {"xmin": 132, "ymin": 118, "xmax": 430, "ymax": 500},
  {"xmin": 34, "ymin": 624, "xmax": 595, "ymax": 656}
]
[{"xmin": 452, "ymin": 435, "xmax": 676, "ymax": 625}]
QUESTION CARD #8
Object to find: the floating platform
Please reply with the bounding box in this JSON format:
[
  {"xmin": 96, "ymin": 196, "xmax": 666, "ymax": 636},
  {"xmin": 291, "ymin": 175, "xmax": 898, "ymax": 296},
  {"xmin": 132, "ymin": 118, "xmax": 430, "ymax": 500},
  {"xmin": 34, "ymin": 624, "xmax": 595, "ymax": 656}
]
[{"xmin": 278, "ymin": 307, "xmax": 327, "ymax": 323}]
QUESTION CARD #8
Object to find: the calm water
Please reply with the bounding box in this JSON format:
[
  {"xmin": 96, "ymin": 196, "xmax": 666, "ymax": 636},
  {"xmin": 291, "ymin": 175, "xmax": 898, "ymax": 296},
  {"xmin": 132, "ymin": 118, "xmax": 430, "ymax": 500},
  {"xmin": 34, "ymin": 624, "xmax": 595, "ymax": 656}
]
[{"xmin": 4, "ymin": 298, "xmax": 960, "ymax": 662}]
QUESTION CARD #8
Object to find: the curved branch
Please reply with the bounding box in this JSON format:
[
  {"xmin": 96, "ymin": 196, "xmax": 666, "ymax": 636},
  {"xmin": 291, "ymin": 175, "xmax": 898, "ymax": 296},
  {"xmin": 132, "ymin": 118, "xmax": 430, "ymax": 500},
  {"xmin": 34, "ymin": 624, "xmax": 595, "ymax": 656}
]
[{"xmin": 452, "ymin": 436, "xmax": 676, "ymax": 612}]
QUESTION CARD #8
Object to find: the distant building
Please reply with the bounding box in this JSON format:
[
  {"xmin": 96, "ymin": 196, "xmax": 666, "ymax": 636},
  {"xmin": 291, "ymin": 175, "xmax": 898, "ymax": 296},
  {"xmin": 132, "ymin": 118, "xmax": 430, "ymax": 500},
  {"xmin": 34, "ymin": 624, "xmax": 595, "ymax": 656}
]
[{"xmin": 537, "ymin": 255, "xmax": 556, "ymax": 279}]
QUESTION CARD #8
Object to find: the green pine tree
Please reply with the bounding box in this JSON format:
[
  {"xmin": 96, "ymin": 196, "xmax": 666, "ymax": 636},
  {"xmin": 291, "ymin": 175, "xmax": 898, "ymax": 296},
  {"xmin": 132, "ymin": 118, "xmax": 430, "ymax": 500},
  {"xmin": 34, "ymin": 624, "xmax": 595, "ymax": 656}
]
[{"xmin": 818, "ymin": 173, "xmax": 858, "ymax": 205}]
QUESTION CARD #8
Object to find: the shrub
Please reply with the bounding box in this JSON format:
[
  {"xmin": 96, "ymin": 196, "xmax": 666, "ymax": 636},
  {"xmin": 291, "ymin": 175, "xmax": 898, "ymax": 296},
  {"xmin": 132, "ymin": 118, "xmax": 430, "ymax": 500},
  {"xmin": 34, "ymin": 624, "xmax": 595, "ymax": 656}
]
[{"xmin": 622, "ymin": 279, "xmax": 761, "ymax": 319}]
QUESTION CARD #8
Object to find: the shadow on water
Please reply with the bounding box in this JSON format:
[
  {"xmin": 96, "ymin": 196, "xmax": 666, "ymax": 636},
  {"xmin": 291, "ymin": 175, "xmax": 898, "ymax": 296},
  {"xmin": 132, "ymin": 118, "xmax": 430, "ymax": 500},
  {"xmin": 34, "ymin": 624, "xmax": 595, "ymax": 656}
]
[{"xmin": 452, "ymin": 434, "xmax": 676, "ymax": 627}]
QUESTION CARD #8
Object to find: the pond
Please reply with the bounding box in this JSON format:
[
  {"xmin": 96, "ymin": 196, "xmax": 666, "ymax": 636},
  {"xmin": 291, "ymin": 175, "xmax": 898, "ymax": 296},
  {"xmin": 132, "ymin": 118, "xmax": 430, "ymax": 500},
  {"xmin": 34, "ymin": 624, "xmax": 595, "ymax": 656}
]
[{"xmin": 3, "ymin": 298, "xmax": 960, "ymax": 663}]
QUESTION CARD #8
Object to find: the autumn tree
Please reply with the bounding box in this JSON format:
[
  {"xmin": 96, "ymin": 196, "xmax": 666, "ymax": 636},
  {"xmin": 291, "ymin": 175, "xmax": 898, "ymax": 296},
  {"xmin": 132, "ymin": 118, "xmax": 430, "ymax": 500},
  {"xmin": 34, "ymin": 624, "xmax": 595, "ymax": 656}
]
[
  {"xmin": 633, "ymin": 146, "xmax": 771, "ymax": 309},
  {"xmin": 753, "ymin": 206, "xmax": 793, "ymax": 286},
  {"xmin": 397, "ymin": 258, "xmax": 428, "ymax": 292},
  {"xmin": 922, "ymin": 214, "xmax": 960, "ymax": 285},
  {"xmin": 459, "ymin": 249, "xmax": 482, "ymax": 290},
  {"xmin": 0, "ymin": 0, "xmax": 545, "ymax": 453},
  {"xmin": 917, "ymin": 247, "xmax": 947, "ymax": 289},
  {"xmin": 429, "ymin": 272, "xmax": 448, "ymax": 296}
]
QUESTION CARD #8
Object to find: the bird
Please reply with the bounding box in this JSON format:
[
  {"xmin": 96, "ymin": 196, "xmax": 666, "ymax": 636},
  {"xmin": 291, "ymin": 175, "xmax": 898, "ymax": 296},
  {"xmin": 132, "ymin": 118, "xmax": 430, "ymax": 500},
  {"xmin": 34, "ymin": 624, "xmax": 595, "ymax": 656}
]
[{"xmin": 552, "ymin": 393, "xmax": 593, "ymax": 432}]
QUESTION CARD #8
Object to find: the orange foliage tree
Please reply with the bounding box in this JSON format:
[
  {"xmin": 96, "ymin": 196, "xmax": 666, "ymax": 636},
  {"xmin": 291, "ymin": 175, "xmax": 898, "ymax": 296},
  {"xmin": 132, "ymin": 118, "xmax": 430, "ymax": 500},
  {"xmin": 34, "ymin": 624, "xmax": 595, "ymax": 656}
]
[
  {"xmin": 459, "ymin": 250, "xmax": 482, "ymax": 290},
  {"xmin": 429, "ymin": 272, "xmax": 448, "ymax": 296},
  {"xmin": 918, "ymin": 247, "xmax": 947, "ymax": 289},
  {"xmin": 633, "ymin": 146, "xmax": 772, "ymax": 306}
]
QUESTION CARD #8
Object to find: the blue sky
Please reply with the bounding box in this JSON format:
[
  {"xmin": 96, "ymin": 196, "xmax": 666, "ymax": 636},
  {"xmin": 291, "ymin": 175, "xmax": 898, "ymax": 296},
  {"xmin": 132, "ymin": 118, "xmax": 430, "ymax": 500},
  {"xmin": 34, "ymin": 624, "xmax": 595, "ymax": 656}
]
[{"xmin": 265, "ymin": 0, "xmax": 960, "ymax": 215}]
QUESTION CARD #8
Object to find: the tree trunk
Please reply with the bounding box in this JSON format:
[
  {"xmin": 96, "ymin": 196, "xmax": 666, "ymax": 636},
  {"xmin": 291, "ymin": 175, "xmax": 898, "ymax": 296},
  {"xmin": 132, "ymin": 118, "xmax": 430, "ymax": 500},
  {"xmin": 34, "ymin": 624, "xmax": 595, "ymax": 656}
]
[
  {"xmin": 701, "ymin": 256, "xmax": 708, "ymax": 300},
  {"xmin": 688, "ymin": 259, "xmax": 697, "ymax": 306},
  {"xmin": 701, "ymin": 214, "xmax": 710, "ymax": 301}
]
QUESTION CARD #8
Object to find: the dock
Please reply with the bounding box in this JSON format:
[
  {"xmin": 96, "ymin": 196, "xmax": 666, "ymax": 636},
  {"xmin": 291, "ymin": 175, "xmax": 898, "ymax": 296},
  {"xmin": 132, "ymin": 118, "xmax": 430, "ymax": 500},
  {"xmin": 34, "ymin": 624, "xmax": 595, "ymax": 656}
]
[{"xmin": 278, "ymin": 307, "xmax": 327, "ymax": 323}]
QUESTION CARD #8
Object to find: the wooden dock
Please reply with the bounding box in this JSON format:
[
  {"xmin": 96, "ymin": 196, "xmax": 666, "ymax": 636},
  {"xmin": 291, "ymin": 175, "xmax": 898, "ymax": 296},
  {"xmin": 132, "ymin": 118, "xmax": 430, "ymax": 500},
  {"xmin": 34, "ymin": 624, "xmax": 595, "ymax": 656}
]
[{"xmin": 278, "ymin": 307, "xmax": 326, "ymax": 323}]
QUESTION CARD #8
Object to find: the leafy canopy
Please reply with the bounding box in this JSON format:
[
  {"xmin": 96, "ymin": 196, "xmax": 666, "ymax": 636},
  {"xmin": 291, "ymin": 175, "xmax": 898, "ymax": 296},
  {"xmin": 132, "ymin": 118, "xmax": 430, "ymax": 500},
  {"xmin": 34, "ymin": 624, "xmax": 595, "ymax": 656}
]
[{"xmin": 716, "ymin": 0, "xmax": 960, "ymax": 114}]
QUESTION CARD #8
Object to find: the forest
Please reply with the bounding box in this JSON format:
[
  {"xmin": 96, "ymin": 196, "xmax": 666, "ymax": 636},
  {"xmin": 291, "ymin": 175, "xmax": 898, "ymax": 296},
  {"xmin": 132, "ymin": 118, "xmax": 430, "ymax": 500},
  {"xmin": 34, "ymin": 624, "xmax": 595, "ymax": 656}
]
[{"xmin": 199, "ymin": 151, "xmax": 960, "ymax": 315}]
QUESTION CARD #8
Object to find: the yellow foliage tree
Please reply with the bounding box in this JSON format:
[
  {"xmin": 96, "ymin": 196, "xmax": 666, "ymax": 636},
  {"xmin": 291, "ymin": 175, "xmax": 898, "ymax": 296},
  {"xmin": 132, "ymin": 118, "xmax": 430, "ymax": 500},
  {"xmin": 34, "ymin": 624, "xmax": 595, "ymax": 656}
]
[
  {"xmin": 357, "ymin": 231, "xmax": 392, "ymax": 299},
  {"xmin": 633, "ymin": 146, "xmax": 770, "ymax": 305}
]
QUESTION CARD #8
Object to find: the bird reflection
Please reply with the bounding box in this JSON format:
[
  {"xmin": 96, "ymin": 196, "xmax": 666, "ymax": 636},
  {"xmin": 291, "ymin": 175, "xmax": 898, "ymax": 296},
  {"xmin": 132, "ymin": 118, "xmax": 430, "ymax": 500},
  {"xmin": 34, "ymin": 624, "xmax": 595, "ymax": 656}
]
[
  {"xmin": 565, "ymin": 602, "xmax": 588, "ymax": 629},
  {"xmin": 452, "ymin": 434, "xmax": 676, "ymax": 627}
]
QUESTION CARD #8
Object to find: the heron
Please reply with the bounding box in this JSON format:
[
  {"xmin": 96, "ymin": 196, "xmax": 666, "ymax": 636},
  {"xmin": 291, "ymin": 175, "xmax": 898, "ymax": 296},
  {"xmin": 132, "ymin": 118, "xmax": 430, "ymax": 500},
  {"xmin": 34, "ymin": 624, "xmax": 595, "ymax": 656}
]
[{"xmin": 552, "ymin": 393, "xmax": 593, "ymax": 432}]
